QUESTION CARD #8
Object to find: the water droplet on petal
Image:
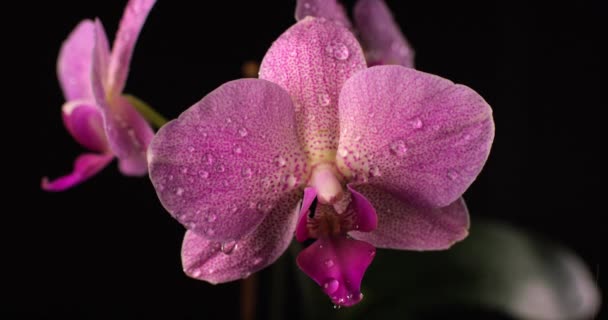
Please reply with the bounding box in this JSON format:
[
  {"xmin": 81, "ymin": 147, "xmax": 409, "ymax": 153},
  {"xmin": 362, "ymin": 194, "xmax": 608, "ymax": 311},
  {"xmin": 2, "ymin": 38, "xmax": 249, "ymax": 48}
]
[
  {"xmin": 326, "ymin": 41, "xmax": 350, "ymax": 60},
  {"xmin": 187, "ymin": 146, "xmax": 195, "ymax": 153},
  {"xmin": 221, "ymin": 241, "xmax": 237, "ymax": 254},
  {"xmin": 410, "ymin": 118, "xmax": 423, "ymax": 129},
  {"xmin": 370, "ymin": 166, "xmax": 381, "ymax": 177},
  {"xmin": 238, "ymin": 127, "xmax": 248, "ymax": 137},
  {"xmin": 203, "ymin": 154, "xmax": 214, "ymax": 165},
  {"xmin": 323, "ymin": 278, "xmax": 339, "ymax": 294},
  {"xmin": 318, "ymin": 93, "xmax": 331, "ymax": 106},
  {"xmin": 346, "ymin": 293, "xmax": 354, "ymax": 300},
  {"xmin": 286, "ymin": 175, "xmax": 297, "ymax": 188},
  {"xmin": 191, "ymin": 269, "xmax": 202, "ymax": 277},
  {"xmin": 333, "ymin": 305, "xmax": 341, "ymax": 310},
  {"xmin": 369, "ymin": 249, "xmax": 376, "ymax": 257},
  {"xmin": 216, "ymin": 165, "xmax": 225, "ymax": 173},
  {"xmin": 448, "ymin": 169, "xmax": 458, "ymax": 180},
  {"xmin": 233, "ymin": 146, "xmax": 243, "ymax": 154},
  {"xmin": 389, "ymin": 140, "xmax": 408, "ymax": 157},
  {"xmin": 324, "ymin": 259, "xmax": 335, "ymax": 268},
  {"xmin": 274, "ymin": 156, "xmax": 286, "ymax": 167},
  {"xmin": 176, "ymin": 187, "xmax": 184, "ymax": 196},
  {"xmin": 354, "ymin": 135, "xmax": 362, "ymax": 142},
  {"xmin": 338, "ymin": 148, "xmax": 348, "ymax": 157},
  {"xmin": 205, "ymin": 228, "xmax": 215, "ymax": 236},
  {"xmin": 181, "ymin": 167, "xmax": 189, "ymax": 174},
  {"xmin": 198, "ymin": 170, "xmax": 209, "ymax": 178},
  {"xmin": 252, "ymin": 257, "xmax": 263, "ymax": 266},
  {"xmin": 241, "ymin": 167, "xmax": 253, "ymax": 178}
]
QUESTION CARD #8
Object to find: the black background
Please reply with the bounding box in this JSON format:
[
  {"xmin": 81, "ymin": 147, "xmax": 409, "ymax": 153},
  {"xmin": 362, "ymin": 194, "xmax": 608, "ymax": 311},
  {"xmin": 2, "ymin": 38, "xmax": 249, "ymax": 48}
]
[{"xmin": 5, "ymin": 1, "xmax": 604, "ymax": 319}]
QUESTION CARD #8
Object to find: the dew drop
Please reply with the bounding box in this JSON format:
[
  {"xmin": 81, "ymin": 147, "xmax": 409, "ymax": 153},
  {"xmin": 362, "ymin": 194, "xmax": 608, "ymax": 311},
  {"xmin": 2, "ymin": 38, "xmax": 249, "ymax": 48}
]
[
  {"xmin": 410, "ymin": 118, "xmax": 423, "ymax": 129},
  {"xmin": 338, "ymin": 148, "xmax": 348, "ymax": 157},
  {"xmin": 274, "ymin": 156, "xmax": 287, "ymax": 167},
  {"xmin": 198, "ymin": 170, "xmax": 209, "ymax": 178},
  {"xmin": 217, "ymin": 165, "xmax": 225, "ymax": 173},
  {"xmin": 226, "ymin": 117, "xmax": 232, "ymax": 123},
  {"xmin": 324, "ymin": 259, "xmax": 335, "ymax": 268},
  {"xmin": 346, "ymin": 293, "xmax": 354, "ymax": 300},
  {"xmin": 187, "ymin": 146, "xmax": 195, "ymax": 153},
  {"xmin": 369, "ymin": 166, "xmax": 381, "ymax": 177},
  {"xmin": 333, "ymin": 305, "xmax": 341, "ymax": 310},
  {"xmin": 241, "ymin": 167, "xmax": 253, "ymax": 178},
  {"xmin": 205, "ymin": 228, "xmax": 215, "ymax": 236},
  {"xmin": 389, "ymin": 140, "xmax": 408, "ymax": 157},
  {"xmin": 175, "ymin": 187, "xmax": 184, "ymax": 196},
  {"xmin": 252, "ymin": 257, "xmax": 263, "ymax": 266},
  {"xmin": 206, "ymin": 213, "xmax": 217, "ymax": 222},
  {"xmin": 181, "ymin": 167, "xmax": 188, "ymax": 174},
  {"xmin": 448, "ymin": 169, "xmax": 458, "ymax": 180},
  {"xmin": 238, "ymin": 127, "xmax": 248, "ymax": 137},
  {"xmin": 326, "ymin": 41, "xmax": 350, "ymax": 60},
  {"xmin": 286, "ymin": 175, "xmax": 297, "ymax": 188},
  {"xmin": 233, "ymin": 146, "xmax": 243, "ymax": 154},
  {"xmin": 203, "ymin": 154, "xmax": 214, "ymax": 165},
  {"xmin": 318, "ymin": 92, "xmax": 331, "ymax": 106},
  {"xmin": 191, "ymin": 269, "xmax": 202, "ymax": 278},
  {"xmin": 323, "ymin": 278, "xmax": 339, "ymax": 294},
  {"xmin": 354, "ymin": 135, "xmax": 362, "ymax": 142},
  {"xmin": 221, "ymin": 241, "xmax": 237, "ymax": 254}
]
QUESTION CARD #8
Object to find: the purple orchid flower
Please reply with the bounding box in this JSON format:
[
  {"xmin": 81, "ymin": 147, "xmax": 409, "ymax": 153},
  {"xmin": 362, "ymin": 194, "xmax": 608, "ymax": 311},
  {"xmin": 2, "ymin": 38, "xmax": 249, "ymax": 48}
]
[
  {"xmin": 148, "ymin": 17, "xmax": 494, "ymax": 307},
  {"xmin": 296, "ymin": 0, "xmax": 415, "ymax": 67},
  {"xmin": 42, "ymin": 0, "xmax": 156, "ymax": 191}
]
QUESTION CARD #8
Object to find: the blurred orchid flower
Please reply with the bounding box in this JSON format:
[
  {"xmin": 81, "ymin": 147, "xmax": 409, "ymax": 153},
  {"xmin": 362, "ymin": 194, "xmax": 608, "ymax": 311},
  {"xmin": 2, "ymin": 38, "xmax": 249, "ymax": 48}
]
[
  {"xmin": 42, "ymin": 0, "xmax": 156, "ymax": 191},
  {"xmin": 296, "ymin": 0, "xmax": 415, "ymax": 67},
  {"xmin": 148, "ymin": 17, "xmax": 493, "ymax": 307}
]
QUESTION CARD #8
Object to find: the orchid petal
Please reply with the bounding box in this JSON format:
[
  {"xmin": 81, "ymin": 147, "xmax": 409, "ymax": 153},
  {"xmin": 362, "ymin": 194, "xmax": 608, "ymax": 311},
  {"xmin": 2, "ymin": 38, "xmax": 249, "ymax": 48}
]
[
  {"xmin": 148, "ymin": 79, "xmax": 309, "ymax": 241},
  {"xmin": 107, "ymin": 0, "xmax": 156, "ymax": 96},
  {"xmin": 347, "ymin": 184, "xmax": 377, "ymax": 232},
  {"xmin": 92, "ymin": 23, "xmax": 153, "ymax": 176},
  {"xmin": 296, "ymin": 187, "xmax": 318, "ymax": 242},
  {"xmin": 182, "ymin": 192, "xmax": 300, "ymax": 284},
  {"xmin": 297, "ymin": 236, "xmax": 375, "ymax": 307},
  {"xmin": 61, "ymin": 100, "xmax": 109, "ymax": 153},
  {"xmin": 295, "ymin": 0, "xmax": 352, "ymax": 29},
  {"xmin": 259, "ymin": 17, "xmax": 366, "ymax": 162},
  {"xmin": 337, "ymin": 66, "xmax": 494, "ymax": 207},
  {"xmin": 349, "ymin": 185, "xmax": 469, "ymax": 250},
  {"xmin": 42, "ymin": 153, "xmax": 113, "ymax": 192},
  {"xmin": 354, "ymin": 0, "xmax": 415, "ymax": 67},
  {"xmin": 57, "ymin": 20, "xmax": 99, "ymax": 100}
]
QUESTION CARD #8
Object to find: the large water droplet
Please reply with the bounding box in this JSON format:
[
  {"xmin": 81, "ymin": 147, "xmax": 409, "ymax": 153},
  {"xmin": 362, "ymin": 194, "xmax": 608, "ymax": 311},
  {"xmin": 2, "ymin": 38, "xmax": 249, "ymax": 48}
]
[
  {"xmin": 318, "ymin": 93, "xmax": 331, "ymax": 106},
  {"xmin": 286, "ymin": 175, "xmax": 297, "ymax": 188},
  {"xmin": 191, "ymin": 269, "xmax": 202, "ymax": 278},
  {"xmin": 274, "ymin": 156, "xmax": 287, "ymax": 167},
  {"xmin": 389, "ymin": 139, "xmax": 408, "ymax": 156},
  {"xmin": 326, "ymin": 41, "xmax": 350, "ymax": 60},
  {"xmin": 175, "ymin": 187, "xmax": 184, "ymax": 196},
  {"xmin": 370, "ymin": 166, "xmax": 381, "ymax": 177},
  {"xmin": 338, "ymin": 148, "xmax": 348, "ymax": 157},
  {"xmin": 238, "ymin": 127, "xmax": 248, "ymax": 137},
  {"xmin": 323, "ymin": 279, "xmax": 339, "ymax": 294},
  {"xmin": 241, "ymin": 167, "xmax": 253, "ymax": 178},
  {"xmin": 221, "ymin": 241, "xmax": 237, "ymax": 254},
  {"xmin": 324, "ymin": 259, "xmax": 335, "ymax": 268}
]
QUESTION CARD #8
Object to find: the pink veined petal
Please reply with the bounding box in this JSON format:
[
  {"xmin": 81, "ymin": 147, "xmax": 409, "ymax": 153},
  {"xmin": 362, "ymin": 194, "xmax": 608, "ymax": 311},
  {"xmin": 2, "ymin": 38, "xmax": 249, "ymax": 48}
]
[
  {"xmin": 349, "ymin": 185, "xmax": 470, "ymax": 250},
  {"xmin": 296, "ymin": 187, "xmax": 318, "ymax": 242},
  {"xmin": 41, "ymin": 153, "xmax": 114, "ymax": 192},
  {"xmin": 295, "ymin": 0, "xmax": 352, "ymax": 29},
  {"xmin": 296, "ymin": 236, "xmax": 376, "ymax": 307},
  {"xmin": 57, "ymin": 20, "xmax": 98, "ymax": 101},
  {"xmin": 337, "ymin": 65, "xmax": 494, "ymax": 208},
  {"xmin": 259, "ymin": 17, "xmax": 366, "ymax": 162},
  {"xmin": 346, "ymin": 184, "xmax": 377, "ymax": 232},
  {"xmin": 92, "ymin": 22, "xmax": 154, "ymax": 176},
  {"xmin": 107, "ymin": 0, "xmax": 156, "ymax": 96},
  {"xmin": 148, "ymin": 79, "xmax": 309, "ymax": 242},
  {"xmin": 61, "ymin": 100, "xmax": 109, "ymax": 153},
  {"xmin": 182, "ymin": 194, "xmax": 301, "ymax": 284},
  {"xmin": 353, "ymin": 0, "xmax": 415, "ymax": 67}
]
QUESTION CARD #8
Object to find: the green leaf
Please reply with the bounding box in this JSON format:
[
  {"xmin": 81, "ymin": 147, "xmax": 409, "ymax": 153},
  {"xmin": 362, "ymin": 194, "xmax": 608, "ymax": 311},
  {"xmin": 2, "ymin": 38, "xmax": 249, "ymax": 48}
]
[{"xmin": 298, "ymin": 220, "xmax": 600, "ymax": 320}]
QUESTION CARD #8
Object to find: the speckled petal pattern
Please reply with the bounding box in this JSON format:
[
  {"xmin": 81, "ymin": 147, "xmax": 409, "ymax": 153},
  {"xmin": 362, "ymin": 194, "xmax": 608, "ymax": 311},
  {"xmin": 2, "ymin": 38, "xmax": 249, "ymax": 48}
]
[
  {"xmin": 349, "ymin": 185, "xmax": 469, "ymax": 250},
  {"xmin": 337, "ymin": 65, "xmax": 494, "ymax": 207},
  {"xmin": 182, "ymin": 191, "xmax": 301, "ymax": 284},
  {"xmin": 295, "ymin": 0, "xmax": 352, "ymax": 28},
  {"xmin": 259, "ymin": 17, "xmax": 366, "ymax": 163},
  {"xmin": 297, "ymin": 236, "xmax": 375, "ymax": 307},
  {"xmin": 148, "ymin": 79, "xmax": 309, "ymax": 241},
  {"xmin": 107, "ymin": 0, "xmax": 156, "ymax": 96},
  {"xmin": 354, "ymin": 0, "xmax": 415, "ymax": 67}
]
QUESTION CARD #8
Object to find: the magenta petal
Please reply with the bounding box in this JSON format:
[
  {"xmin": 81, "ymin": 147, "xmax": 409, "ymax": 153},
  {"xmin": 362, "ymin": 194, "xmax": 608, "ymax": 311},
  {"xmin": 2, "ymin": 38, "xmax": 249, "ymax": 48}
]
[
  {"xmin": 337, "ymin": 66, "xmax": 494, "ymax": 207},
  {"xmin": 295, "ymin": 0, "xmax": 352, "ymax": 28},
  {"xmin": 182, "ymin": 192, "xmax": 301, "ymax": 284},
  {"xmin": 107, "ymin": 0, "xmax": 156, "ymax": 95},
  {"xmin": 61, "ymin": 101, "xmax": 109, "ymax": 153},
  {"xmin": 260, "ymin": 17, "xmax": 366, "ymax": 158},
  {"xmin": 42, "ymin": 153, "xmax": 113, "ymax": 192},
  {"xmin": 347, "ymin": 184, "xmax": 377, "ymax": 232},
  {"xmin": 353, "ymin": 0, "xmax": 415, "ymax": 67},
  {"xmin": 297, "ymin": 236, "xmax": 375, "ymax": 307},
  {"xmin": 148, "ymin": 79, "xmax": 309, "ymax": 241},
  {"xmin": 296, "ymin": 187, "xmax": 318, "ymax": 242},
  {"xmin": 57, "ymin": 20, "xmax": 97, "ymax": 101},
  {"xmin": 349, "ymin": 185, "xmax": 469, "ymax": 250}
]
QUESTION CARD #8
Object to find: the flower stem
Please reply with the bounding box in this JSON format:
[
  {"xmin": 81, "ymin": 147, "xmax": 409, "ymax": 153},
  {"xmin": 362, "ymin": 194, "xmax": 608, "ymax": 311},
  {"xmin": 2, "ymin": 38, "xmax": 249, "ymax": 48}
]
[
  {"xmin": 240, "ymin": 274, "xmax": 258, "ymax": 320},
  {"xmin": 124, "ymin": 94, "xmax": 168, "ymax": 129}
]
